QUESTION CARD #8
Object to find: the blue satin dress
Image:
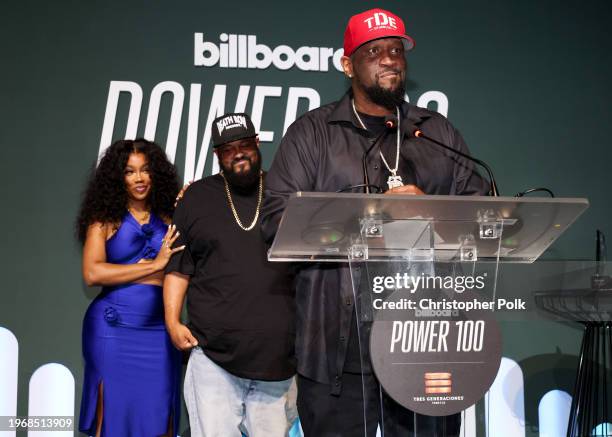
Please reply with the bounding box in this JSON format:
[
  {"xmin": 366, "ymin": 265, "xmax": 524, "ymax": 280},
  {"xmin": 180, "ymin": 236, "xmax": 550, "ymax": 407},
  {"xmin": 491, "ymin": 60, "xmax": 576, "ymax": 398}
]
[{"xmin": 79, "ymin": 212, "xmax": 181, "ymax": 436}]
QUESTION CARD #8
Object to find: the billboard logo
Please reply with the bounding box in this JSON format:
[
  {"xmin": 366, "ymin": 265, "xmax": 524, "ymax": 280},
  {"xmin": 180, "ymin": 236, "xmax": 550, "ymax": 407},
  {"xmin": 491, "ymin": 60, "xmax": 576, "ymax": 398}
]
[{"xmin": 194, "ymin": 33, "xmax": 344, "ymax": 72}]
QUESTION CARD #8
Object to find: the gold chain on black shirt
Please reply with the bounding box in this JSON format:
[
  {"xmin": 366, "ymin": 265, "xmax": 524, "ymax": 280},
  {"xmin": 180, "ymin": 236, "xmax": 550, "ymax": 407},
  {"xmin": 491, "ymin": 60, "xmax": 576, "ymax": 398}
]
[{"xmin": 220, "ymin": 171, "xmax": 263, "ymax": 231}]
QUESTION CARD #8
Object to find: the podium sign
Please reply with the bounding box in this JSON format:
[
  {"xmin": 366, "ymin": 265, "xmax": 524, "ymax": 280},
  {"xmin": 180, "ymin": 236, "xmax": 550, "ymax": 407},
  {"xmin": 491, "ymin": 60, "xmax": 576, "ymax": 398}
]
[{"xmin": 356, "ymin": 257, "xmax": 504, "ymax": 417}]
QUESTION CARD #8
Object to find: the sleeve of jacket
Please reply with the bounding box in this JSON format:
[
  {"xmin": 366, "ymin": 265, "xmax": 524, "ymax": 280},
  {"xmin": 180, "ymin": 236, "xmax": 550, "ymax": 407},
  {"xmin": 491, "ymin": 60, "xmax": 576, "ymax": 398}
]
[
  {"xmin": 261, "ymin": 116, "xmax": 318, "ymax": 243},
  {"xmin": 445, "ymin": 121, "xmax": 491, "ymax": 196}
]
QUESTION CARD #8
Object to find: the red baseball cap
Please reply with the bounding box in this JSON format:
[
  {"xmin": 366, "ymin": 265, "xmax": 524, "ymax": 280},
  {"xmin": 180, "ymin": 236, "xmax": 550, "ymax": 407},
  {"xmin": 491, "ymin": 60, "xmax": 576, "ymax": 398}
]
[{"xmin": 343, "ymin": 8, "xmax": 415, "ymax": 57}]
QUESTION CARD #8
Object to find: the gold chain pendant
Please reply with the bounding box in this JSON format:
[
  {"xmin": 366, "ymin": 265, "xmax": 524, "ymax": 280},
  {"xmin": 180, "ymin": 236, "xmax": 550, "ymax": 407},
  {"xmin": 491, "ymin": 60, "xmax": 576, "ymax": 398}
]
[{"xmin": 221, "ymin": 171, "xmax": 263, "ymax": 231}]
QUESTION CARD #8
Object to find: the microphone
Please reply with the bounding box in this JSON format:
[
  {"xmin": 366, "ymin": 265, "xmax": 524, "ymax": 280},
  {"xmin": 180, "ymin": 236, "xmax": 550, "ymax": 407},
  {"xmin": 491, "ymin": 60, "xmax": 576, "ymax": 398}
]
[
  {"xmin": 412, "ymin": 129, "xmax": 500, "ymax": 197},
  {"xmin": 592, "ymin": 230, "xmax": 611, "ymax": 290},
  {"xmin": 362, "ymin": 114, "xmax": 397, "ymax": 194}
]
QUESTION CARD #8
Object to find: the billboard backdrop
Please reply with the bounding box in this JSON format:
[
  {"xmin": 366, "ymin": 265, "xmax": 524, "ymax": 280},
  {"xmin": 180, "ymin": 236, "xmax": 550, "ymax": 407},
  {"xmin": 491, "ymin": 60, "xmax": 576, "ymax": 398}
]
[{"xmin": 2, "ymin": 1, "xmax": 612, "ymax": 435}]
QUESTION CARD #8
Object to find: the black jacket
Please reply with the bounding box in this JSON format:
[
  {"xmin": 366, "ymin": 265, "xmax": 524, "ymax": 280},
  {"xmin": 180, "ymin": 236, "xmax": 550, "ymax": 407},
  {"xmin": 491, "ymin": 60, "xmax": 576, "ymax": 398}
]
[{"xmin": 261, "ymin": 91, "xmax": 489, "ymax": 394}]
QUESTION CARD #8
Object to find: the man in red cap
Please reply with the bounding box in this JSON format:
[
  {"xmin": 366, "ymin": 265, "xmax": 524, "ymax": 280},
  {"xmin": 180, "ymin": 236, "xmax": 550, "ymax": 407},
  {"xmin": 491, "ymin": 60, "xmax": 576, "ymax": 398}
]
[{"xmin": 262, "ymin": 8, "xmax": 488, "ymax": 436}]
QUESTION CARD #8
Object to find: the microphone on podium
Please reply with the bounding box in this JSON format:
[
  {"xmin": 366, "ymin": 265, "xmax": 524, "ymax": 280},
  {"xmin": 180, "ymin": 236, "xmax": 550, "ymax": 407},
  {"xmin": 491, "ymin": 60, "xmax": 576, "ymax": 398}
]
[{"xmin": 412, "ymin": 129, "xmax": 500, "ymax": 197}]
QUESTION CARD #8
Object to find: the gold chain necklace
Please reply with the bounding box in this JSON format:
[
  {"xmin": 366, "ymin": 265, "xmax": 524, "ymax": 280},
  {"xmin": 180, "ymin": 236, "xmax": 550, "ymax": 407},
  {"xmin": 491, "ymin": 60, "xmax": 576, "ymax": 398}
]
[
  {"xmin": 221, "ymin": 171, "xmax": 263, "ymax": 231},
  {"xmin": 128, "ymin": 207, "xmax": 150, "ymax": 224}
]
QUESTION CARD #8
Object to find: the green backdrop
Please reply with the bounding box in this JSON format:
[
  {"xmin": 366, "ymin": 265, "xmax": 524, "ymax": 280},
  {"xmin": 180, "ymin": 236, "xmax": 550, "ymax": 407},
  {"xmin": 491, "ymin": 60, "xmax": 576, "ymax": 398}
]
[{"xmin": 1, "ymin": 1, "xmax": 611, "ymax": 435}]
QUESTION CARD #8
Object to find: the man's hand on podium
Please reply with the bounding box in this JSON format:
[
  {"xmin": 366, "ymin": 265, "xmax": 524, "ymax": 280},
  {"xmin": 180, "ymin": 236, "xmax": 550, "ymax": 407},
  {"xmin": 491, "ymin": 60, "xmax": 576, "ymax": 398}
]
[{"xmin": 384, "ymin": 184, "xmax": 425, "ymax": 195}]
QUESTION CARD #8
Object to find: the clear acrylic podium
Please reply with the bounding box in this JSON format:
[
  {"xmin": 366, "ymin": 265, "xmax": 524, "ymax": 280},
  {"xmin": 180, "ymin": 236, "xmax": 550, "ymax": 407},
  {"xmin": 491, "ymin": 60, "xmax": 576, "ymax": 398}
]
[{"xmin": 269, "ymin": 192, "xmax": 588, "ymax": 436}]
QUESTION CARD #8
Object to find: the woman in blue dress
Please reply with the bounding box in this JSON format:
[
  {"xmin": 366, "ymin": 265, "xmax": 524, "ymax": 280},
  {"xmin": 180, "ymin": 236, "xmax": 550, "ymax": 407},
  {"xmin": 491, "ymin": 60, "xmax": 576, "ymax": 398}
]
[{"xmin": 76, "ymin": 139, "xmax": 185, "ymax": 436}]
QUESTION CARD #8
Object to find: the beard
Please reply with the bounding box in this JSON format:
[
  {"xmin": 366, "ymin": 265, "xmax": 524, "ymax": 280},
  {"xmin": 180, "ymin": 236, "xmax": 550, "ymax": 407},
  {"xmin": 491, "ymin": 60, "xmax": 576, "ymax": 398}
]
[
  {"xmin": 361, "ymin": 79, "xmax": 406, "ymax": 110},
  {"xmin": 220, "ymin": 149, "xmax": 262, "ymax": 192}
]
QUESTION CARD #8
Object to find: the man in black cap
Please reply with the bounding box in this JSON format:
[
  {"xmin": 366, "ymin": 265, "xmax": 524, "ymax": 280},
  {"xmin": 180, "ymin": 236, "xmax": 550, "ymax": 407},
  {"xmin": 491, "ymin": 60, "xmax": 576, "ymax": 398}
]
[
  {"xmin": 163, "ymin": 113, "xmax": 297, "ymax": 437},
  {"xmin": 261, "ymin": 8, "xmax": 489, "ymax": 437}
]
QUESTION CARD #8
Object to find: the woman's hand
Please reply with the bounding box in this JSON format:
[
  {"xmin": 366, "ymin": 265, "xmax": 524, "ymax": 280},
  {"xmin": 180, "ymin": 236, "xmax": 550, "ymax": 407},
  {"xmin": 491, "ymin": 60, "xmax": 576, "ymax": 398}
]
[
  {"xmin": 84, "ymin": 222, "xmax": 182, "ymax": 287},
  {"xmin": 153, "ymin": 224, "xmax": 185, "ymax": 270},
  {"xmin": 174, "ymin": 181, "xmax": 193, "ymax": 207}
]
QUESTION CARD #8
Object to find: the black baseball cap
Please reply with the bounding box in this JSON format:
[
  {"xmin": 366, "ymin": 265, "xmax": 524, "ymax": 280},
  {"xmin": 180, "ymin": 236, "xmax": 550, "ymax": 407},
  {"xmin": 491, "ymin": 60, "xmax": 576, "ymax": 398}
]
[{"xmin": 211, "ymin": 112, "xmax": 257, "ymax": 148}]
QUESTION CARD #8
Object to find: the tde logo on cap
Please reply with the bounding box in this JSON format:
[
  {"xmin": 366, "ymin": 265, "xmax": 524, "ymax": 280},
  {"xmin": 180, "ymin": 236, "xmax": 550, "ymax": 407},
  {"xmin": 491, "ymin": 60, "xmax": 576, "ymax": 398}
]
[{"xmin": 363, "ymin": 11, "xmax": 398, "ymax": 31}]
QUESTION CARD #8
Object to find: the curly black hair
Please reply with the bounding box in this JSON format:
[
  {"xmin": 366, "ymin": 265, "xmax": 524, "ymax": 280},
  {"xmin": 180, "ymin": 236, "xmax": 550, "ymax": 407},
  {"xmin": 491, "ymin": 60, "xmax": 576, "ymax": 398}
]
[{"xmin": 76, "ymin": 138, "xmax": 180, "ymax": 243}]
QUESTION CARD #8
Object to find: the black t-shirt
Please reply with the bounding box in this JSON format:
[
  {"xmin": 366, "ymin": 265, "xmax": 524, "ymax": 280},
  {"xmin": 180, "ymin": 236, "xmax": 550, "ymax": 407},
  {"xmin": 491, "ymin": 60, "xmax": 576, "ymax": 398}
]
[
  {"xmin": 344, "ymin": 112, "xmax": 387, "ymax": 374},
  {"xmin": 357, "ymin": 110, "xmax": 386, "ymax": 136},
  {"xmin": 166, "ymin": 173, "xmax": 296, "ymax": 380}
]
